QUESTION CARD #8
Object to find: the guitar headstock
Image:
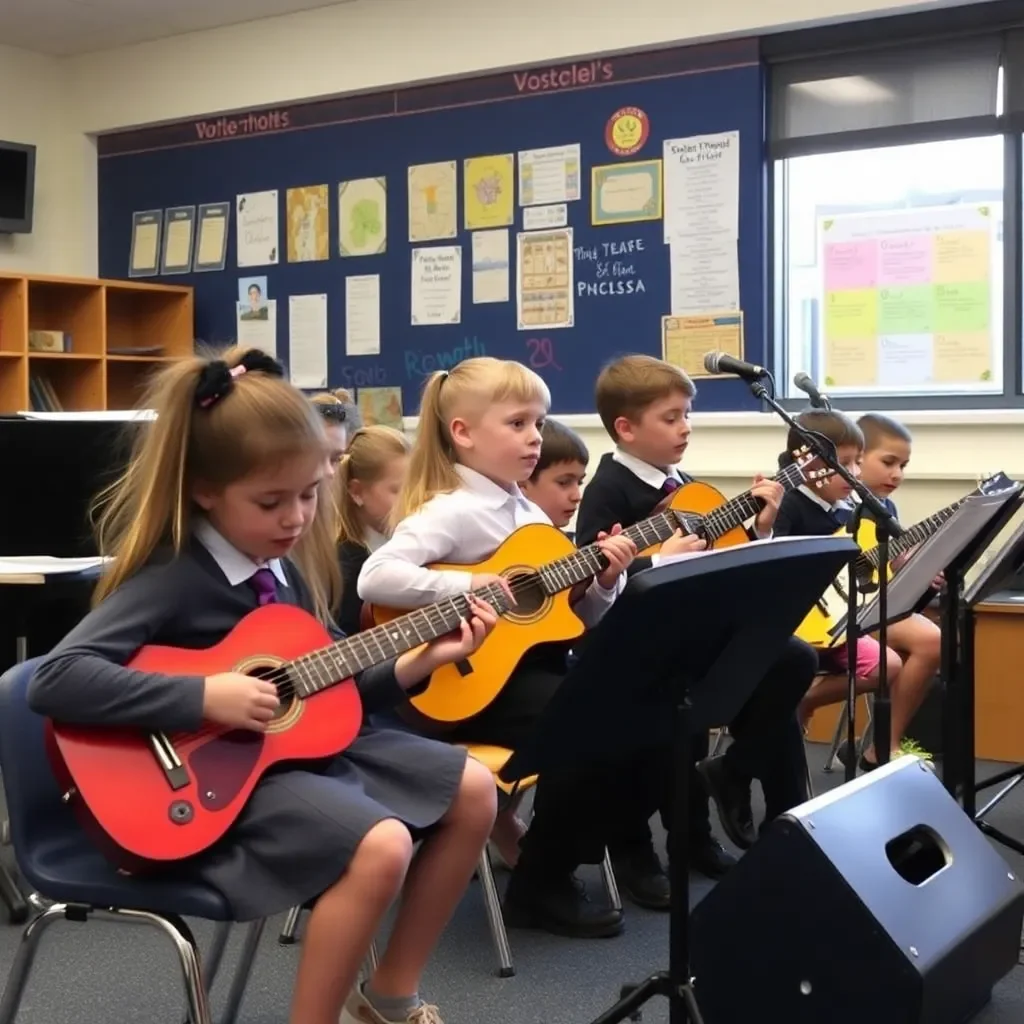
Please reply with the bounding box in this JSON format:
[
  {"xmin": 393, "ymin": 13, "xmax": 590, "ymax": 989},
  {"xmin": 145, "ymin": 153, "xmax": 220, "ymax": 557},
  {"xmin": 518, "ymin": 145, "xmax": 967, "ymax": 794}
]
[
  {"xmin": 790, "ymin": 445, "xmax": 836, "ymax": 489},
  {"xmin": 978, "ymin": 470, "xmax": 1020, "ymax": 496}
]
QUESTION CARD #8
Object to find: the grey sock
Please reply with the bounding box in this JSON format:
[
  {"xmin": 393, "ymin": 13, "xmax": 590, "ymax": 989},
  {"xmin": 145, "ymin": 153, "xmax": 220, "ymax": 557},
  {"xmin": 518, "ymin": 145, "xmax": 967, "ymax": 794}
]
[{"xmin": 363, "ymin": 982, "xmax": 421, "ymax": 1022}]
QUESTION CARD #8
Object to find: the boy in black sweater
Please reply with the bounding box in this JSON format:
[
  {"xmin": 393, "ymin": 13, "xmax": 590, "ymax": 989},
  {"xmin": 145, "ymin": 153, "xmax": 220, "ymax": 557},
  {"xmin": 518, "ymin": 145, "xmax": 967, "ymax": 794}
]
[
  {"xmin": 576, "ymin": 354, "xmax": 818, "ymax": 870},
  {"xmin": 774, "ymin": 409, "xmax": 905, "ymax": 772}
]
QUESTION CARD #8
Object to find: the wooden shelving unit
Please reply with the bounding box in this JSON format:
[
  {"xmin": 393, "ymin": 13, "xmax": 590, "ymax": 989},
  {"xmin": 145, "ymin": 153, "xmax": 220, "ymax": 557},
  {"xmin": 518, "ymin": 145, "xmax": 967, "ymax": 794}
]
[{"xmin": 0, "ymin": 272, "xmax": 193, "ymax": 414}]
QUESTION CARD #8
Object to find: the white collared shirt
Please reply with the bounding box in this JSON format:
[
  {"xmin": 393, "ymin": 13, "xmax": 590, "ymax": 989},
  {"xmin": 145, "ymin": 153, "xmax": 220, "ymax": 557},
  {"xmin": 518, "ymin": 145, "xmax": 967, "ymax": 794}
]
[
  {"xmin": 193, "ymin": 517, "xmax": 289, "ymax": 589},
  {"xmin": 364, "ymin": 526, "xmax": 388, "ymax": 553},
  {"xmin": 358, "ymin": 463, "xmax": 623, "ymax": 626},
  {"xmin": 798, "ymin": 484, "xmax": 853, "ymax": 517},
  {"xmin": 612, "ymin": 447, "xmax": 683, "ymax": 491}
]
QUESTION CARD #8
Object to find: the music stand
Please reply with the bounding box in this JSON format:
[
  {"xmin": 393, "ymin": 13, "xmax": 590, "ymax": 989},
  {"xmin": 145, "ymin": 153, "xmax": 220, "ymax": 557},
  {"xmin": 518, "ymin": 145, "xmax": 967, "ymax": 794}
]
[
  {"xmin": 501, "ymin": 536, "xmax": 856, "ymax": 1024},
  {"xmin": 934, "ymin": 485, "xmax": 1024, "ymax": 814},
  {"xmin": 961, "ymin": 515, "xmax": 1024, "ymax": 853}
]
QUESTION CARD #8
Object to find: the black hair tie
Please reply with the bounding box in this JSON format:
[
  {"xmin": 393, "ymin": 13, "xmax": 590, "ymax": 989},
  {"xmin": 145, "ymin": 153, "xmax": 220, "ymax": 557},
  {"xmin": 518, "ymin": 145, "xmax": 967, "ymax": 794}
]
[{"xmin": 194, "ymin": 350, "xmax": 285, "ymax": 409}]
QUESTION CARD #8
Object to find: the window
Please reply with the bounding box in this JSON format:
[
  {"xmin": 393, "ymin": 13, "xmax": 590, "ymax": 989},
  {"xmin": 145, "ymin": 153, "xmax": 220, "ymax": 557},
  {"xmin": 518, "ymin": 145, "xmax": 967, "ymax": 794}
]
[{"xmin": 770, "ymin": 27, "xmax": 1022, "ymax": 407}]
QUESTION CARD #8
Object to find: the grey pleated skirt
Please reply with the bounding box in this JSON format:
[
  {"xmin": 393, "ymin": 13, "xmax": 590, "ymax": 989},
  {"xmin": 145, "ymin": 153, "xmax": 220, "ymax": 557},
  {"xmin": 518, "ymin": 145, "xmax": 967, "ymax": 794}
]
[{"xmin": 192, "ymin": 726, "xmax": 468, "ymax": 920}]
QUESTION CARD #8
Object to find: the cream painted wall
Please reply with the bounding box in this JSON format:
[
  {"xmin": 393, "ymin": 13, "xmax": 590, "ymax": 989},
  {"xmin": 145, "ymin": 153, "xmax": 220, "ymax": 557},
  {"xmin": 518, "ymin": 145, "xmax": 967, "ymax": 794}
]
[
  {"xmin": 64, "ymin": 0, "xmax": 959, "ymax": 132},
  {"xmin": 4, "ymin": 0, "xmax": 1018, "ymax": 538},
  {"xmin": 0, "ymin": 45, "xmax": 97, "ymax": 277}
]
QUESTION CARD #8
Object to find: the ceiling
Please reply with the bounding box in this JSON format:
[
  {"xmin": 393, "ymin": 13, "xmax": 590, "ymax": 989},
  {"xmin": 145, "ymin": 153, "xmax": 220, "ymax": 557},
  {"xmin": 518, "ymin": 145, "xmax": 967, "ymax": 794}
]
[{"xmin": 0, "ymin": 0, "xmax": 356, "ymax": 56}]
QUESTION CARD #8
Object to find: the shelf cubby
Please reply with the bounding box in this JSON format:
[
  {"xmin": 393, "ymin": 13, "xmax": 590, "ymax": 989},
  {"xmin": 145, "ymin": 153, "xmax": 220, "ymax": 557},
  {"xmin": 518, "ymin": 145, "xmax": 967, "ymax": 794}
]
[{"xmin": 0, "ymin": 272, "xmax": 193, "ymax": 413}]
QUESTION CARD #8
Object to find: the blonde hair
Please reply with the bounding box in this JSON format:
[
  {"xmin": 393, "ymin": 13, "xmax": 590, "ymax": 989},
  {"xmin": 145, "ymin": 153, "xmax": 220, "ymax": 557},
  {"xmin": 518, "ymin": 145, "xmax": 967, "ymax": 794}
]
[
  {"xmin": 394, "ymin": 357, "xmax": 550, "ymax": 522},
  {"xmin": 336, "ymin": 426, "xmax": 411, "ymax": 547},
  {"xmin": 92, "ymin": 346, "xmax": 341, "ymax": 622},
  {"xmin": 595, "ymin": 354, "xmax": 696, "ymax": 441}
]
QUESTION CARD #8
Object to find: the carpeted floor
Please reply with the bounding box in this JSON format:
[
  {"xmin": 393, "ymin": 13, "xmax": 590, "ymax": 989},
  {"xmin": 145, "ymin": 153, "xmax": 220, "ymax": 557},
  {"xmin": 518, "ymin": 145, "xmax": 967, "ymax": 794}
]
[{"xmin": 1, "ymin": 743, "xmax": 1023, "ymax": 1023}]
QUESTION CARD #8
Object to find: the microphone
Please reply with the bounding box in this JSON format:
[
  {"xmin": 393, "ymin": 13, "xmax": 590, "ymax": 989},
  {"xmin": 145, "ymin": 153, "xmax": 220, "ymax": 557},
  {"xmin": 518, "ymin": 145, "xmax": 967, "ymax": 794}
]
[
  {"xmin": 703, "ymin": 351, "xmax": 769, "ymax": 381},
  {"xmin": 793, "ymin": 372, "xmax": 831, "ymax": 409}
]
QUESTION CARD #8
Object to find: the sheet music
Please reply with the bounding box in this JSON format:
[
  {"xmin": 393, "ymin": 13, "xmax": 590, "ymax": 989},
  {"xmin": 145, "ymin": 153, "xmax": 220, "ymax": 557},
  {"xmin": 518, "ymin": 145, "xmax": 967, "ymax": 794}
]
[
  {"xmin": 0, "ymin": 556, "xmax": 108, "ymax": 577},
  {"xmin": 857, "ymin": 489, "xmax": 1022, "ymax": 635}
]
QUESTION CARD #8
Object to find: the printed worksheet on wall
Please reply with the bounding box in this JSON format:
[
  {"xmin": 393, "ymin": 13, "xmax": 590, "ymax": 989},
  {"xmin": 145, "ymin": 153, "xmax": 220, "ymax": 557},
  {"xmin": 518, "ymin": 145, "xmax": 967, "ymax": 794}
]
[
  {"xmin": 236, "ymin": 190, "xmax": 280, "ymax": 267},
  {"xmin": 288, "ymin": 294, "xmax": 328, "ymax": 388}
]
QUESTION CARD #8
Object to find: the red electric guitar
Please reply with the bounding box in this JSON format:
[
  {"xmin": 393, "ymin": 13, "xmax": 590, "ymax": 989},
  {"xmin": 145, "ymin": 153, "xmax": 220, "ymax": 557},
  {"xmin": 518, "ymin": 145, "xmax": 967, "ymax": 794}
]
[{"xmin": 47, "ymin": 587, "xmax": 512, "ymax": 870}]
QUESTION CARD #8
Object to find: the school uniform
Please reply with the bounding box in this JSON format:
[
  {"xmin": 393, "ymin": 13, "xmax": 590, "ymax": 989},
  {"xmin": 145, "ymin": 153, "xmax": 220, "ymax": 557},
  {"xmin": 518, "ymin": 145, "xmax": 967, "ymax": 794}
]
[
  {"xmin": 359, "ymin": 465, "xmax": 648, "ymax": 937},
  {"xmin": 337, "ymin": 526, "xmax": 387, "ymax": 638},
  {"xmin": 576, "ymin": 449, "xmax": 818, "ymax": 854},
  {"xmin": 774, "ymin": 486, "xmax": 882, "ymax": 680},
  {"xmin": 28, "ymin": 518, "xmax": 466, "ymax": 922}
]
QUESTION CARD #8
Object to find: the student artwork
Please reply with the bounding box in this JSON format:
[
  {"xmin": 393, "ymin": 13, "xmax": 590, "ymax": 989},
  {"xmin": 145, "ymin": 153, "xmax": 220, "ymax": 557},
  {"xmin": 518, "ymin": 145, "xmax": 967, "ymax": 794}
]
[
  {"xmin": 286, "ymin": 185, "xmax": 329, "ymax": 263},
  {"xmin": 236, "ymin": 190, "xmax": 279, "ymax": 268},
  {"xmin": 463, "ymin": 154, "xmax": 514, "ymax": 231},
  {"xmin": 820, "ymin": 203, "xmax": 998, "ymax": 392},
  {"xmin": 516, "ymin": 228, "xmax": 574, "ymax": 330},
  {"xmin": 338, "ymin": 177, "xmax": 387, "ymax": 257},
  {"xmin": 407, "ymin": 162, "xmax": 457, "ymax": 242},
  {"xmin": 357, "ymin": 386, "xmax": 404, "ymax": 431}
]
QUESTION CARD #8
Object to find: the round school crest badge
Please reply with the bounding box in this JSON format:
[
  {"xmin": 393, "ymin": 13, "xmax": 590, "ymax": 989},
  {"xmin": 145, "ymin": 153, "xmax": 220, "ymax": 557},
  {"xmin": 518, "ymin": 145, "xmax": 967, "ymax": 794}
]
[{"xmin": 605, "ymin": 107, "xmax": 650, "ymax": 157}]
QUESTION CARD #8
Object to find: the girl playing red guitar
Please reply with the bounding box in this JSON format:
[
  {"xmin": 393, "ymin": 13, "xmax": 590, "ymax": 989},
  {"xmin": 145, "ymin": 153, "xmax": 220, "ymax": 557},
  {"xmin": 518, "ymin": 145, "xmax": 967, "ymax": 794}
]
[{"xmin": 28, "ymin": 349, "xmax": 499, "ymax": 1024}]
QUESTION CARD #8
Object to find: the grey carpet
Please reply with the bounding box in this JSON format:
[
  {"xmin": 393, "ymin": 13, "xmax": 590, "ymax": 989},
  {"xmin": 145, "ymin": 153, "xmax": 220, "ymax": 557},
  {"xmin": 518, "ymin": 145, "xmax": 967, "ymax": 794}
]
[{"xmin": 2, "ymin": 743, "xmax": 1023, "ymax": 1023}]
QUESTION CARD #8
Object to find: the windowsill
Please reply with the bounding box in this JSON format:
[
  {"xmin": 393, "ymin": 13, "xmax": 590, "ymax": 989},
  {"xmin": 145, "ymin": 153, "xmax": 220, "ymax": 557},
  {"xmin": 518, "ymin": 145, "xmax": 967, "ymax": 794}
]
[{"xmin": 402, "ymin": 407, "xmax": 1024, "ymax": 431}]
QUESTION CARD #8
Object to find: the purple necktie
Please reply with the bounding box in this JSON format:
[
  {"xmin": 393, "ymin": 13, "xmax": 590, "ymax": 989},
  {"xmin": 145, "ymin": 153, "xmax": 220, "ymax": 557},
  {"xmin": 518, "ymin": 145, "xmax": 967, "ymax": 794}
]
[
  {"xmin": 248, "ymin": 567, "xmax": 278, "ymax": 606},
  {"xmin": 662, "ymin": 477, "xmax": 681, "ymax": 495}
]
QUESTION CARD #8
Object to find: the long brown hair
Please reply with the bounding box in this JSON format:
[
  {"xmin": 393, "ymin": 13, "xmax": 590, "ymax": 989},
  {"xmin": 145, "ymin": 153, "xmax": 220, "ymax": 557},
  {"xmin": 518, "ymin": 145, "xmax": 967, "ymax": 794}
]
[
  {"xmin": 91, "ymin": 347, "xmax": 340, "ymax": 621},
  {"xmin": 394, "ymin": 357, "xmax": 550, "ymax": 523},
  {"xmin": 336, "ymin": 426, "xmax": 410, "ymax": 548}
]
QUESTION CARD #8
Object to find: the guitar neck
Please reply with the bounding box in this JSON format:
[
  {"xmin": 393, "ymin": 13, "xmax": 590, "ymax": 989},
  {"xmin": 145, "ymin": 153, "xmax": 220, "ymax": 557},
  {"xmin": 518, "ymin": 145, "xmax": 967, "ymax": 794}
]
[
  {"xmin": 290, "ymin": 583, "xmax": 514, "ymax": 697},
  {"xmin": 699, "ymin": 461, "xmax": 806, "ymax": 542},
  {"xmin": 862, "ymin": 499, "xmax": 963, "ymax": 569}
]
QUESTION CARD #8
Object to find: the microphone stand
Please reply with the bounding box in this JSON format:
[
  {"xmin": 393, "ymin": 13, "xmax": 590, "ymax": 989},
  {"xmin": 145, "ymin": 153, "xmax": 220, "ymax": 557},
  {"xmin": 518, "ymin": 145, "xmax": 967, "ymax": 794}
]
[{"xmin": 751, "ymin": 380, "xmax": 902, "ymax": 778}]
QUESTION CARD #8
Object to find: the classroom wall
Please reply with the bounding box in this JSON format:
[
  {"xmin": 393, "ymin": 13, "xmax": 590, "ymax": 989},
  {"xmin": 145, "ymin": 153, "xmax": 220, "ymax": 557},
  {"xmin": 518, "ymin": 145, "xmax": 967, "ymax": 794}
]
[
  {"xmin": 8, "ymin": 0, "xmax": 1020, "ymax": 531},
  {"xmin": 0, "ymin": 45, "xmax": 97, "ymax": 278}
]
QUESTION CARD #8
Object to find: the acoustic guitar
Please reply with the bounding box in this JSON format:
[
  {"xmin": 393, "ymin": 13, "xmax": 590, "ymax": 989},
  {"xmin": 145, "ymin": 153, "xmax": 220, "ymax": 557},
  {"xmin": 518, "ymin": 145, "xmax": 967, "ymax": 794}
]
[
  {"xmin": 638, "ymin": 445, "xmax": 829, "ymax": 556},
  {"xmin": 795, "ymin": 471, "xmax": 1016, "ymax": 648},
  {"xmin": 47, "ymin": 586, "xmax": 514, "ymax": 869},
  {"xmin": 369, "ymin": 448, "xmax": 831, "ymax": 726}
]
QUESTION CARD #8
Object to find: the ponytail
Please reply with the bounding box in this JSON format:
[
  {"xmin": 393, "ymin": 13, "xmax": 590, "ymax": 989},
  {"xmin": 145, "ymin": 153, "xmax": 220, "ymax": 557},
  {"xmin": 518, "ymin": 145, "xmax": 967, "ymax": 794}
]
[{"xmin": 392, "ymin": 371, "xmax": 461, "ymax": 524}]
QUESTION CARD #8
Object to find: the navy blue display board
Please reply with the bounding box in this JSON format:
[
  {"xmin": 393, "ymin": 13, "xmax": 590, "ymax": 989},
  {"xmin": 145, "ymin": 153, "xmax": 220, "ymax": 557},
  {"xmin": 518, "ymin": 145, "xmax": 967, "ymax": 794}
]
[{"xmin": 98, "ymin": 40, "xmax": 765, "ymax": 416}]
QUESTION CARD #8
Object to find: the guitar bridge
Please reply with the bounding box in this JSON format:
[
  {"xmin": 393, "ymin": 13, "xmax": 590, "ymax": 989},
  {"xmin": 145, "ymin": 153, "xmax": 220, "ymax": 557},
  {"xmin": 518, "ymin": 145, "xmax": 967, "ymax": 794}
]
[{"xmin": 148, "ymin": 732, "xmax": 190, "ymax": 791}]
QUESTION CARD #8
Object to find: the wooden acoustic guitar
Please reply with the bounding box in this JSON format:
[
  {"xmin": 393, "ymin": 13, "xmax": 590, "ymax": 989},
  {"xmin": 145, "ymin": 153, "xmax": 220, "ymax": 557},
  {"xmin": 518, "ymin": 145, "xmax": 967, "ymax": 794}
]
[
  {"xmin": 369, "ymin": 448, "xmax": 832, "ymax": 727},
  {"xmin": 638, "ymin": 446, "xmax": 829, "ymax": 556},
  {"xmin": 795, "ymin": 471, "xmax": 1016, "ymax": 648},
  {"xmin": 47, "ymin": 586, "xmax": 515, "ymax": 869}
]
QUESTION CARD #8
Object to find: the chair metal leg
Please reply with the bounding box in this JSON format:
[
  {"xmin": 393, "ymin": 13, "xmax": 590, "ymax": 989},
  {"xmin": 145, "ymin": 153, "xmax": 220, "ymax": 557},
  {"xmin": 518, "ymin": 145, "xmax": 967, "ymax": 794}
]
[
  {"xmin": 278, "ymin": 904, "xmax": 303, "ymax": 945},
  {"xmin": 599, "ymin": 848, "xmax": 622, "ymax": 913},
  {"xmin": 202, "ymin": 922, "xmax": 232, "ymax": 992},
  {"xmin": 709, "ymin": 728, "xmax": 728, "ymax": 757},
  {"xmin": 476, "ymin": 848, "xmax": 514, "ymax": 977},
  {"xmin": 219, "ymin": 919, "xmax": 265, "ymax": 1024},
  {"xmin": 823, "ymin": 703, "xmax": 848, "ymax": 773},
  {"xmin": 0, "ymin": 902, "xmax": 64, "ymax": 1024},
  {"xmin": 0, "ymin": 903, "xmax": 213, "ymax": 1024}
]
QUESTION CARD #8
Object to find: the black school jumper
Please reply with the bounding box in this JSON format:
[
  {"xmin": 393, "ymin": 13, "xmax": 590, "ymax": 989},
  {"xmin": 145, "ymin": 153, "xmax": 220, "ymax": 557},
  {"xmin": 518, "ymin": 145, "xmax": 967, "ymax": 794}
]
[{"xmin": 29, "ymin": 539, "xmax": 466, "ymax": 921}]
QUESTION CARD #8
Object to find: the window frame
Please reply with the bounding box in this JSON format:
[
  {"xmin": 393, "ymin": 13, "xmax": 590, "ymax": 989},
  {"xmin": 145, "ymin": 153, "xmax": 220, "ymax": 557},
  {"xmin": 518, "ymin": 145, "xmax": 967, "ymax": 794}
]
[{"xmin": 766, "ymin": 10, "xmax": 1024, "ymax": 412}]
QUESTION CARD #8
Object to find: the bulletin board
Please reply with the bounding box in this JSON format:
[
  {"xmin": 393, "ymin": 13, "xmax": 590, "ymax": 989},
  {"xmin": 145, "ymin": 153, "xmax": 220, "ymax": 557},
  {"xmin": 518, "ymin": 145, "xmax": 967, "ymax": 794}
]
[{"xmin": 97, "ymin": 39, "xmax": 765, "ymax": 417}]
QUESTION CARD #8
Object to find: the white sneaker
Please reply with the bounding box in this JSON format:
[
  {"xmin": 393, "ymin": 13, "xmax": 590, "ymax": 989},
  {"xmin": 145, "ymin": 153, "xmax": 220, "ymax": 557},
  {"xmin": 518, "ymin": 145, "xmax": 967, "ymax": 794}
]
[{"xmin": 339, "ymin": 986, "xmax": 444, "ymax": 1024}]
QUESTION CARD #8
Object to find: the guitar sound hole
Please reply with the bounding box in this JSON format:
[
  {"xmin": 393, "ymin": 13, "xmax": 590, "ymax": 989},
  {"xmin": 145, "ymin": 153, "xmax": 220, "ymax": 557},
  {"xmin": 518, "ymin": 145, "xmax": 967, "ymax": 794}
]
[
  {"xmin": 504, "ymin": 571, "xmax": 546, "ymax": 618},
  {"xmin": 249, "ymin": 663, "xmax": 296, "ymax": 721}
]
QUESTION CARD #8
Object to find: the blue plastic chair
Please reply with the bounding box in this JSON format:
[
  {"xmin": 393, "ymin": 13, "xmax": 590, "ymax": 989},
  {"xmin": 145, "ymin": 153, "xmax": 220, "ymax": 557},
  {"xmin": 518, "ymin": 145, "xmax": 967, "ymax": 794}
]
[{"xmin": 0, "ymin": 658, "xmax": 266, "ymax": 1024}]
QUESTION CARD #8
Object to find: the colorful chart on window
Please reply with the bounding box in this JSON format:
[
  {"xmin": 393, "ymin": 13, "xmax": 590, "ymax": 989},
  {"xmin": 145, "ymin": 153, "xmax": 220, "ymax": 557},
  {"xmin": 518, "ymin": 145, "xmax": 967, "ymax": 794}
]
[{"xmin": 820, "ymin": 204, "xmax": 1000, "ymax": 393}]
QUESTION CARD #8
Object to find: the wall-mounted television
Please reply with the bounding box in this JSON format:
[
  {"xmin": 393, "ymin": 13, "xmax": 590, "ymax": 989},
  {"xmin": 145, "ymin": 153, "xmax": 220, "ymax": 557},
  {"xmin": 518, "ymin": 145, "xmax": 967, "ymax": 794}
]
[{"xmin": 0, "ymin": 140, "xmax": 36, "ymax": 234}]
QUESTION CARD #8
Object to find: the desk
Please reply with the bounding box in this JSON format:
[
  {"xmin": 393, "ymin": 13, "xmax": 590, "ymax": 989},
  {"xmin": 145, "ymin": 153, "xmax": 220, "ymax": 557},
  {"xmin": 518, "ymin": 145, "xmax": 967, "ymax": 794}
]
[{"xmin": 974, "ymin": 592, "xmax": 1024, "ymax": 763}]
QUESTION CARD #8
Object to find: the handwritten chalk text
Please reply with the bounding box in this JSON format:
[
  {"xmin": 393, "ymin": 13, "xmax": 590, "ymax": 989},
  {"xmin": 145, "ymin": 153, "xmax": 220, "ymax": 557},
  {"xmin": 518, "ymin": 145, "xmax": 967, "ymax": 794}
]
[
  {"xmin": 575, "ymin": 237, "xmax": 647, "ymax": 298},
  {"xmin": 525, "ymin": 337, "xmax": 562, "ymax": 371},
  {"xmin": 404, "ymin": 337, "xmax": 487, "ymax": 379}
]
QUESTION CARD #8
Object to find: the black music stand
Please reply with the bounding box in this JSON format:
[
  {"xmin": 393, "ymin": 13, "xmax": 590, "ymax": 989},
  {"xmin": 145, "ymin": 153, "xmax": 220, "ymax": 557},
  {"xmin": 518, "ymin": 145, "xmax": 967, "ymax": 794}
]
[
  {"xmin": 501, "ymin": 536, "xmax": 856, "ymax": 1024},
  {"xmin": 935, "ymin": 485, "xmax": 1024, "ymax": 814},
  {"xmin": 962, "ymin": 515, "xmax": 1024, "ymax": 852}
]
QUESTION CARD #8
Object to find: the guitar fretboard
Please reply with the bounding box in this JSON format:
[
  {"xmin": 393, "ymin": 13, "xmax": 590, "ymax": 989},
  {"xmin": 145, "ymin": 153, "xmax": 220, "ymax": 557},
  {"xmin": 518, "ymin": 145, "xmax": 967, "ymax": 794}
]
[
  {"xmin": 535, "ymin": 460, "xmax": 810, "ymax": 596},
  {"xmin": 861, "ymin": 499, "xmax": 964, "ymax": 570},
  {"xmin": 284, "ymin": 582, "xmax": 514, "ymax": 699}
]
